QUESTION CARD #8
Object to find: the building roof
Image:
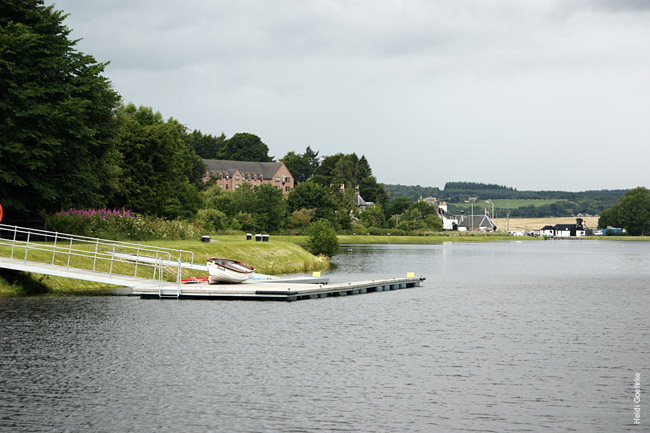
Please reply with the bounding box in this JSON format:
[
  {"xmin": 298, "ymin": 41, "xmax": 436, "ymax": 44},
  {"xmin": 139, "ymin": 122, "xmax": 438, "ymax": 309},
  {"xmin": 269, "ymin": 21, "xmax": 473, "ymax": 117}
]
[
  {"xmin": 204, "ymin": 159, "xmax": 288, "ymax": 179},
  {"xmin": 554, "ymin": 224, "xmax": 579, "ymax": 231},
  {"xmin": 457, "ymin": 214, "xmax": 496, "ymax": 229},
  {"xmin": 355, "ymin": 194, "xmax": 373, "ymax": 207}
]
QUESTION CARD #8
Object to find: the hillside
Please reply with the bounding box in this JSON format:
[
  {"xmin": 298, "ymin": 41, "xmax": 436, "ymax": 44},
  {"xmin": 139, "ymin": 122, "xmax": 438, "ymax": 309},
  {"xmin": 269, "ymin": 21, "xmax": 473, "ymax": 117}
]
[{"xmin": 383, "ymin": 183, "xmax": 626, "ymax": 218}]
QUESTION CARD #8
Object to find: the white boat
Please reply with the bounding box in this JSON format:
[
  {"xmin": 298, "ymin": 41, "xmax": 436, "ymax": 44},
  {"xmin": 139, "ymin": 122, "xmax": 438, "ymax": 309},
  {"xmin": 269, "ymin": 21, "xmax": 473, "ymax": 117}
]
[{"xmin": 207, "ymin": 258, "xmax": 256, "ymax": 284}]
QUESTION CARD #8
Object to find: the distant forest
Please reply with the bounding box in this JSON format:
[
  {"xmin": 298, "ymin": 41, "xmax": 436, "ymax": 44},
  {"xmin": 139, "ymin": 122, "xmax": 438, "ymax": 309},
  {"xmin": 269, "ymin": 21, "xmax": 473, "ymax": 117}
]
[{"xmin": 384, "ymin": 182, "xmax": 627, "ymax": 217}]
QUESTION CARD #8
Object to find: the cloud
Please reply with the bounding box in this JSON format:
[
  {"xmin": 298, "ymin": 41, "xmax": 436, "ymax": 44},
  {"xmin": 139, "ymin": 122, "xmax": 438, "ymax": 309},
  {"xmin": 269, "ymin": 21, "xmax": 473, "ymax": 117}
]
[{"xmin": 50, "ymin": 0, "xmax": 650, "ymax": 190}]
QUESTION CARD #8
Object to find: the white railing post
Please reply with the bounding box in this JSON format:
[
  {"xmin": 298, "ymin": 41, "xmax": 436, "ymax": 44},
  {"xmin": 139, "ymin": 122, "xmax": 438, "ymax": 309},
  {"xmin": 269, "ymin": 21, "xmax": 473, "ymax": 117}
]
[
  {"xmin": 134, "ymin": 244, "xmax": 141, "ymax": 277},
  {"xmin": 66, "ymin": 238, "xmax": 73, "ymax": 269},
  {"xmin": 109, "ymin": 245, "xmax": 116, "ymax": 276},
  {"xmin": 52, "ymin": 232, "xmax": 58, "ymax": 264},
  {"xmin": 11, "ymin": 226, "xmax": 17, "ymax": 259},
  {"xmin": 24, "ymin": 231, "xmax": 30, "ymax": 263},
  {"xmin": 93, "ymin": 238, "xmax": 99, "ymax": 271},
  {"xmin": 177, "ymin": 256, "xmax": 182, "ymax": 297}
]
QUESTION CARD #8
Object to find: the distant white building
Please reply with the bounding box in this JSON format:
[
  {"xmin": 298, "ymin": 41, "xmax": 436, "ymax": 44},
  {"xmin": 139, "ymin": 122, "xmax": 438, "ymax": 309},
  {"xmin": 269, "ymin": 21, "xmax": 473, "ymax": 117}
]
[
  {"xmin": 456, "ymin": 212, "xmax": 497, "ymax": 232},
  {"xmin": 419, "ymin": 197, "xmax": 496, "ymax": 231},
  {"xmin": 537, "ymin": 218, "xmax": 591, "ymax": 237}
]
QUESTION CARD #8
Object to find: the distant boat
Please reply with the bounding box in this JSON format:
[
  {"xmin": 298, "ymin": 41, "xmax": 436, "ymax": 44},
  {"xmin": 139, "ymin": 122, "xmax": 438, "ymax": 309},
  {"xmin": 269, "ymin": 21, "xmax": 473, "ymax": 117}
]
[{"xmin": 207, "ymin": 258, "xmax": 256, "ymax": 284}]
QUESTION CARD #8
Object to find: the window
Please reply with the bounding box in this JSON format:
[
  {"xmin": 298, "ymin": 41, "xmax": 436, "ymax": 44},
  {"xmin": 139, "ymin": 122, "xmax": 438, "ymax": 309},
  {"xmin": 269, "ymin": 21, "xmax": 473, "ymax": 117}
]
[
  {"xmin": 275, "ymin": 177, "xmax": 280, "ymax": 182},
  {"xmin": 235, "ymin": 175, "xmax": 240, "ymax": 181}
]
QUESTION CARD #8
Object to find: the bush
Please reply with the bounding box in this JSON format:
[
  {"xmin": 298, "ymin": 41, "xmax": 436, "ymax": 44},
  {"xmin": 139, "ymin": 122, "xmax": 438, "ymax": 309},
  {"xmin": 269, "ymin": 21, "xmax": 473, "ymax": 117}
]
[
  {"xmin": 46, "ymin": 208, "xmax": 202, "ymax": 241},
  {"xmin": 307, "ymin": 220, "xmax": 339, "ymax": 257},
  {"xmin": 197, "ymin": 209, "xmax": 228, "ymax": 232}
]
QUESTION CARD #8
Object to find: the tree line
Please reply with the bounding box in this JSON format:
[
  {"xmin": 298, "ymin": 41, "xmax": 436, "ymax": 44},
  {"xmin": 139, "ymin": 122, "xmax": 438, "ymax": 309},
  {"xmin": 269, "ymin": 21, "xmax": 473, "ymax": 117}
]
[{"xmin": 384, "ymin": 183, "xmax": 626, "ymax": 217}]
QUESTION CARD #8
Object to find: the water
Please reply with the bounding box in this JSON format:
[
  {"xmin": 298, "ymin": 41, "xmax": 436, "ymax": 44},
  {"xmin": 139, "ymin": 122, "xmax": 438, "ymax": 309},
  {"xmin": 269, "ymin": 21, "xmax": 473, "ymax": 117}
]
[{"xmin": 1, "ymin": 240, "xmax": 648, "ymax": 432}]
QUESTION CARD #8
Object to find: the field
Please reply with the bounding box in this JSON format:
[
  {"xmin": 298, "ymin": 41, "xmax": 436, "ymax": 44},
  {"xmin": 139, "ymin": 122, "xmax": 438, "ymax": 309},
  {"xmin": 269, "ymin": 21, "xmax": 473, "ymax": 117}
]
[
  {"xmin": 447, "ymin": 199, "xmax": 565, "ymax": 214},
  {"xmin": 491, "ymin": 216, "xmax": 600, "ymax": 232}
]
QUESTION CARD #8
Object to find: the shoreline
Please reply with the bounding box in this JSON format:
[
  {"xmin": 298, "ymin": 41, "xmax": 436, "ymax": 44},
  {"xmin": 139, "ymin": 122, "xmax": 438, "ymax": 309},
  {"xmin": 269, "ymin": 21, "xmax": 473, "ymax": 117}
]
[{"xmin": 2, "ymin": 233, "xmax": 648, "ymax": 296}]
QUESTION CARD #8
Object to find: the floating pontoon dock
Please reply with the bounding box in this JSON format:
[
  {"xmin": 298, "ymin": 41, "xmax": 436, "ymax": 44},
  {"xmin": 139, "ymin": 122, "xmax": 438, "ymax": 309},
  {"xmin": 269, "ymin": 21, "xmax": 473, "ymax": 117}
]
[
  {"xmin": 0, "ymin": 224, "xmax": 425, "ymax": 302},
  {"xmin": 134, "ymin": 276, "xmax": 425, "ymax": 301}
]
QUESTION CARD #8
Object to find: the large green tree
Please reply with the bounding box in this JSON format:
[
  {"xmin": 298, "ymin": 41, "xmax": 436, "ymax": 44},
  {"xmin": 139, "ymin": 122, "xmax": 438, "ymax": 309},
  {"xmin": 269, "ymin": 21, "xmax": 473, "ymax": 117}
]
[
  {"xmin": 220, "ymin": 132, "xmax": 273, "ymax": 162},
  {"xmin": 287, "ymin": 181, "xmax": 337, "ymax": 223},
  {"xmin": 109, "ymin": 104, "xmax": 203, "ymax": 219},
  {"xmin": 187, "ymin": 129, "xmax": 226, "ymax": 159},
  {"xmin": 598, "ymin": 187, "xmax": 650, "ymax": 236},
  {"xmin": 0, "ymin": 0, "xmax": 121, "ymax": 218},
  {"xmin": 252, "ymin": 183, "xmax": 287, "ymax": 233},
  {"xmin": 281, "ymin": 146, "xmax": 319, "ymax": 184}
]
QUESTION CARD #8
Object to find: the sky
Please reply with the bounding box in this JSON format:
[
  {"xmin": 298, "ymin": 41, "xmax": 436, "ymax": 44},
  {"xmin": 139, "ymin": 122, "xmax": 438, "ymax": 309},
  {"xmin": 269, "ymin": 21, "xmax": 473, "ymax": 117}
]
[{"xmin": 47, "ymin": 0, "xmax": 650, "ymax": 192}]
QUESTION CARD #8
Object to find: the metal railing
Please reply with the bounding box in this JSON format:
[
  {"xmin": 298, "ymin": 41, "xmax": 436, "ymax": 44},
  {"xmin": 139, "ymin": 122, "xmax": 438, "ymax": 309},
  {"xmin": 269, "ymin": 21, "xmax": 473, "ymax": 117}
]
[{"xmin": 0, "ymin": 224, "xmax": 195, "ymax": 294}]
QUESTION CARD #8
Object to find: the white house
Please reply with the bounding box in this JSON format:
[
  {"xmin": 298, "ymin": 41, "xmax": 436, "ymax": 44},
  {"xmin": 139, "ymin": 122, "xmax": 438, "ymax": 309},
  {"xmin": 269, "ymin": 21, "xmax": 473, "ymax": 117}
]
[{"xmin": 539, "ymin": 218, "xmax": 590, "ymax": 237}]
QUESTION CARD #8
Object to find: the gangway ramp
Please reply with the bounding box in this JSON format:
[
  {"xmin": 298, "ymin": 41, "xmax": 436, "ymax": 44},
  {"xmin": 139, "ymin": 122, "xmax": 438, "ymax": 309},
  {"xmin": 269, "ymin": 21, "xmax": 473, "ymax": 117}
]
[
  {"xmin": 0, "ymin": 224, "xmax": 197, "ymax": 296},
  {"xmin": 1, "ymin": 224, "xmax": 427, "ymax": 302}
]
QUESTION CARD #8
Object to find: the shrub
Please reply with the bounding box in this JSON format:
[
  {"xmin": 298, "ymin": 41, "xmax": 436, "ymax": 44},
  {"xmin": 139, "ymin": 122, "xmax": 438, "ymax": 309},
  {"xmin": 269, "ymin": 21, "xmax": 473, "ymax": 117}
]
[
  {"xmin": 46, "ymin": 208, "xmax": 202, "ymax": 241},
  {"xmin": 197, "ymin": 209, "xmax": 228, "ymax": 232},
  {"xmin": 307, "ymin": 220, "xmax": 339, "ymax": 257}
]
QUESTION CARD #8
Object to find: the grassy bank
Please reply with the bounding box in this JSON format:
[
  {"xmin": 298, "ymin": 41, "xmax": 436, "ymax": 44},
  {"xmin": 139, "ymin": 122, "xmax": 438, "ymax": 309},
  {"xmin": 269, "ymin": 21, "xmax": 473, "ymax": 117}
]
[
  {"xmin": 273, "ymin": 232, "xmax": 535, "ymax": 244},
  {"xmin": 0, "ymin": 238, "xmax": 327, "ymax": 296}
]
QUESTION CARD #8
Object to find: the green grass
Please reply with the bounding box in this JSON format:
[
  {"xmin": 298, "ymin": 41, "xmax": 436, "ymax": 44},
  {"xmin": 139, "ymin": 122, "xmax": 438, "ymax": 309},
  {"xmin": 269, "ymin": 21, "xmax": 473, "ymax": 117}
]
[{"xmin": 273, "ymin": 232, "xmax": 533, "ymax": 244}]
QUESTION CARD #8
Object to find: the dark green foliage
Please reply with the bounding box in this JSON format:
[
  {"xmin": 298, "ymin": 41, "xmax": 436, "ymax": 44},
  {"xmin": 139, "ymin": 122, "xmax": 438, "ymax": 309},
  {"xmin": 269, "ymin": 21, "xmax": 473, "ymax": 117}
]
[
  {"xmin": 383, "ymin": 185, "xmax": 443, "ymax": 202},
  {"xmin": 0, "ymin": 0, "xmax": 121, "ymax": 217},
  {"xmin": 598, "ymin": 187, "xmax": 650, "ymax": 236},
  {"xmin": 281, "ymin": 146, "xmax": 319, "ymax": 184},
  {"xmin": 202, "ymin": 183, "xmax": 288, "ymax": 233},
  {"xmin": 187, "ymin": 130, "xmax": 226, "ymax": 159},
  {"xmin": 287, "ymin": 181, "xmax": 337, "ymax": 223},
  {"xmin": 359, "ymin": 205, "xmax": 386, "ymax": 229},
  {"xmin": 109, "ymin": 104, "xmax": 204, "ymax": 219},
  {"xmin": 444, "ymin": 181, "xmax": 515, "ymax": 193},
  {"xmin": 392, "ymin": 201, "xmax": 443, "ymax": 232},
  {"xmin": 197, "ymin": 208, "xmax": 228, "ymax": 232},
  {"xmin": 220, "ymin": 133, "xmax": 273, "ymax": 162},
  {"xmin": 252, "ymin": 183, "xmax": 287, "ymax": 233},
  {"xmin": 385, "ymin": 196, "xmax": 413, "ymax": 218},
  {"xmin": 307, "ymin": 220, "xmax": 339, "ymax": 257}
]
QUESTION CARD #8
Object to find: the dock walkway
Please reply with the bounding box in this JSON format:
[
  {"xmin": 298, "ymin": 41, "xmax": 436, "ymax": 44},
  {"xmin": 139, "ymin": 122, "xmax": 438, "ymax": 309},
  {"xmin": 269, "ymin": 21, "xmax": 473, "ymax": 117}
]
[
  {"xmin": 135, "ymin": 276, "xmax": 425, "ymax": 301},
  {"xmin": 1, "ymin": 224, "xmax": 426, "ymax": 301}
]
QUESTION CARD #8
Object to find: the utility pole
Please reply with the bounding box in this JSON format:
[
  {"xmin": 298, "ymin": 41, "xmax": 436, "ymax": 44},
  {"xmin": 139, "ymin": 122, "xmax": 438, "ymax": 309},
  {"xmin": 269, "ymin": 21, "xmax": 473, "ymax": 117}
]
[{"xmin": 469, "ymin": 196, "xmax": 477, "ymax": 232}]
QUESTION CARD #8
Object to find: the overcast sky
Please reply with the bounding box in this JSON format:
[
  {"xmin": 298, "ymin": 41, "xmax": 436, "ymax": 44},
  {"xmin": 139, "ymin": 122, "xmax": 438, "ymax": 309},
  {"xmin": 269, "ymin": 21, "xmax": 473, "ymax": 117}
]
[{"xmin": 48, "ymin": 0, "xmax": 649, "ymax": 191}]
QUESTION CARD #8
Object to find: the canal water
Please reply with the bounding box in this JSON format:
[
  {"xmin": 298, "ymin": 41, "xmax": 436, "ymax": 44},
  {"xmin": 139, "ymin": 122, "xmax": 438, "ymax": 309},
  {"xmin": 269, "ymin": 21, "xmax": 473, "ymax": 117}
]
[{"xmin": 1, "ymin": 241, "xmax": 648, "ymax": 432}]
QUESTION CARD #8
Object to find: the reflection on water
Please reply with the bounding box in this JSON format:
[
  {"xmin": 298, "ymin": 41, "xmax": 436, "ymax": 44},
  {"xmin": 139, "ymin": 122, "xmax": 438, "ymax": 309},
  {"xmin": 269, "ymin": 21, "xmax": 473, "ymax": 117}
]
[{"xmin": 1, "ymin": 241, "xmax": 649, "ymax": 432}]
